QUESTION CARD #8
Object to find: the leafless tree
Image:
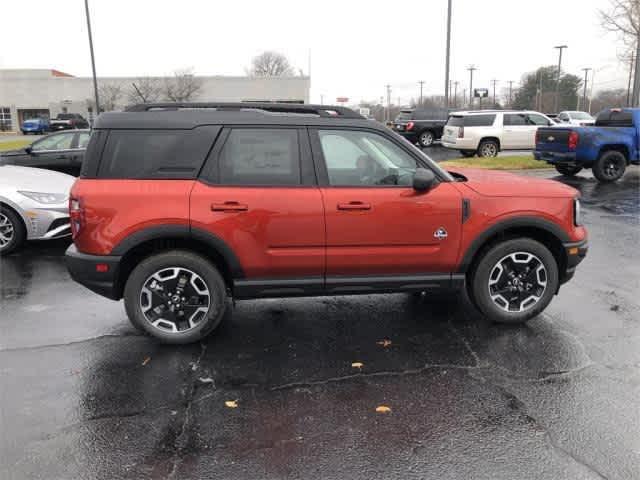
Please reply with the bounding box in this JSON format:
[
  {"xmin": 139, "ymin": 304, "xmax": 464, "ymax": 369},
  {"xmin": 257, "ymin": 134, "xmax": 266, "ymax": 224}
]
[
  {"xmin": 248, "ymin": 51, "xmax": 294, "ymax": 77},
  {"xmin": 590, "ymin": 88, "xmax": 627, "ymax": 112},
  {"xmin": 600, "ymin": 0, "xmax": 640, "ymax": 104},
  {"xmin": 127, "ymin": 77, "xmax": 163, "ymax": 104},
  {"xmin": 164, "ymin": 69, "xmax": 202, "ymax": 102},
  {"xmin": 98, "ymin": 83, "xmax": 123, "ymax": 111}
]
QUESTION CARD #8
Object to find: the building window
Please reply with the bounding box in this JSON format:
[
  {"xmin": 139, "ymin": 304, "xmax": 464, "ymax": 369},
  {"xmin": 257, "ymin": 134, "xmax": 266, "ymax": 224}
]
[{"xmin": 0, "ymin": 108, "xmax": 12, "ymax": 131}]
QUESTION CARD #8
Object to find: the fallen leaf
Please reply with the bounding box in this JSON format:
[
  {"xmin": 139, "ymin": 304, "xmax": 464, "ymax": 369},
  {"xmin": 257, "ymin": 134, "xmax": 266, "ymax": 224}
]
[
  {"xmin": 141, "ymin": 357, "xmax": 151, "ymax": 366},
  {"xmin": 376, "ymin": 339, "xmax": 392, "ymax": 348},
  {"xmin": 375, "ymin": 405, "xmax": 392, "ymax": 413},
  {"xmin": 351, "ymin": 362, "xmax": 364, "ymax": 369},
  {"xmin": 225, "ymin": 400, "xmax": 238, "ymax": 408},
  {"xmin": 199, "ymin": 377, "xmax": 214, "ymax": 384}
]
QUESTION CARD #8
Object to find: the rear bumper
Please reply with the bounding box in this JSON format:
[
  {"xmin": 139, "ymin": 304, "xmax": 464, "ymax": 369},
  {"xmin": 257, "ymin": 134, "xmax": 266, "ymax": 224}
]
[
  {"xmin": 560, "ymin": 238, "xmax": 588, "ymax": 284},
  {"xmin": 65, "ymin": 244, "xmax": 122, "ymax": 300},
  {"xmin": 397, "ymin": 131, "xmax": 418, "ymax": 143},
  {"xmin": 534, "ymin": 150, "xmax": 578, "ymax": 165}
]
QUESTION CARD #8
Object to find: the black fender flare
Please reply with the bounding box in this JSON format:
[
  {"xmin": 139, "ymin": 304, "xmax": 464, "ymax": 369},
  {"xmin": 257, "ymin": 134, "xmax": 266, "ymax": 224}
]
[
  {"xmin": 457, "ymin": 216, "xmax": 570, "ymax": 273},
  {"xmin": 111, "ymin": 224, "xmax": 245, "ymax": 279}
]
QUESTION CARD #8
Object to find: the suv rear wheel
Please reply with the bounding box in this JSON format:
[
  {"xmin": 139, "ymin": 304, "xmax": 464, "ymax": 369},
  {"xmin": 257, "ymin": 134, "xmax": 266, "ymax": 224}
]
[
  {"xmin": 477, "ymin": 139, "xmax": 499, "ymax": 158},
  {"xmin": 418, "ymin": 130, "xmax": 435, "ymax": 147},
  {"xmin": 468, "ymin": 238, "xmax": 559, "ymax": 324},
  {"xmin": 592, "ymin": 150, "xmax": 626, "ymax": 183},
  {"xmin": 124, "ymin": 250, "xmax": 227, "ymax": 344}
]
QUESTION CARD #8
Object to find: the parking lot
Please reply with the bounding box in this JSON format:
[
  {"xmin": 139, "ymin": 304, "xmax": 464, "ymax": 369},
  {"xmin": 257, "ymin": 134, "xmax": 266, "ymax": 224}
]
[{"xmin": 1, "ymin": 166, "xmax": 638, "ymax": 480}]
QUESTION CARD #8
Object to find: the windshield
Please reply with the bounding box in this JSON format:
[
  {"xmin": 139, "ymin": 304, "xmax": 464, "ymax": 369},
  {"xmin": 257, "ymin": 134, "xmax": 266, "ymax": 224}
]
[{"xmin": 568, "ymin": 111, "xmax": 593, "ymax": 120}]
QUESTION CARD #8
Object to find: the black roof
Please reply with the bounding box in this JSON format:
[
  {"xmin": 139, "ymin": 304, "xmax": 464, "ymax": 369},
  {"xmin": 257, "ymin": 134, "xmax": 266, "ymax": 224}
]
[{"xmin": 94, "ymin": 102, "xmax": 375, "ymax": 130}]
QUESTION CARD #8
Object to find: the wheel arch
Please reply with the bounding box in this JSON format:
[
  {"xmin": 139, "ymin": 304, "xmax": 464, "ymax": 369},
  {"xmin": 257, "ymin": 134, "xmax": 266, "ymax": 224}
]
[
  {"xmin": 458, "ymin": 217, "xmax": 569, "ymax": 281},
  {"xmin": 0, "ymin": 200, "xmax": 28, "ymax": 236},
  {"xmin": 112, "ymin": 226, "xmax": 244, "ymax": 299},
  {"xmin": 598, "ymin": 144, "xmax": 630, "ymax": 164},
  {"xmin": 479, "ymin": 136, "xmax": 501, "ymax": 149}
]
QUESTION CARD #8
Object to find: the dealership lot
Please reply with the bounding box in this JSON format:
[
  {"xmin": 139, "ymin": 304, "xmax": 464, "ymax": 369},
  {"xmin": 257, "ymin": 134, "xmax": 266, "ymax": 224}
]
[{"xmin": 1, "ymin": 167, "xmax": 638, "ymax": 479}]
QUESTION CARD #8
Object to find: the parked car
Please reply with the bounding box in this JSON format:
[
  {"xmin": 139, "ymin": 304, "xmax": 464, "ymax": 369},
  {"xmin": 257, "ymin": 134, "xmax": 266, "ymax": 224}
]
[
  {"xmin": 65, "ymin": 102, "xmax": 587, "ymax": 344},
  {"xmin": 49, "ymin": 113, "xmax": 90, "ymax": 131},
  {"xmin": 535, "ymin": 107, "xmax": 639, "ymax": 182},
  {"xmin": 21, "ymin": 117, "xmax": 49, "ymax": 135},
  {"xmin": 556, "ymin": 111, "xmax": 595, "ymax": 126},
  {"xmin": 0, "ymin": 165, "xmax": 74, "ymax": 254},
  {"xmin": 441, "ymin": 110, "xmax": 556, "ymax": 157},
  {"xmin": 0, "ymin": 129, "xmax": 90, "ymax": 176},
  {"xmin": 393, "ymin": 107, "xmax": 448, "ymax": 147}
]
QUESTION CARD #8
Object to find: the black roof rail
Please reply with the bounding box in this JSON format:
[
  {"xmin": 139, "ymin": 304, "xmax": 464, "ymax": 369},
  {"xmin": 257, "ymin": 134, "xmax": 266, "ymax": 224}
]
[{"xmin": 124, "ymin": 102, "xmax": 364, "ymax": 119}]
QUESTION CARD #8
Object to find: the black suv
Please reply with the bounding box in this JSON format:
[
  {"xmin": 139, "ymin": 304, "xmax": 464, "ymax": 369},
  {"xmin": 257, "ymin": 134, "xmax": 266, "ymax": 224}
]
[
  {"xmin": 50, "ymin": 113, "xmax": 90, "ymax": 131},
  {"xmin": 393, "ymin": 108, "xmax": 449, "ymax": 147}
]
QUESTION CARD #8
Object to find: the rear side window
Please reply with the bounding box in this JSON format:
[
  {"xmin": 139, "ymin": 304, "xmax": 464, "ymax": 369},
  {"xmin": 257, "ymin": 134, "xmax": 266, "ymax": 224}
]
[
  {"xmin": 464, "ymin": 114, "xmax": 496, "ymax": 127},
  {"xmin": 219, "ymin": 128, "xmax": 300, "ymax": 185},
  {"xmin": 504, "ymin": 113, "xmax": 527, "ymax": 126},
  {"xmin": 97, "ymin": 126, "xmax": 218, "ymax": 179},
  {"xmin": 447, "ymin": 116, "xmax": 464, "ymax": 127},
  {"xmin": 595, "ymin": 110, "xmax": 634, "ymax": 127}
]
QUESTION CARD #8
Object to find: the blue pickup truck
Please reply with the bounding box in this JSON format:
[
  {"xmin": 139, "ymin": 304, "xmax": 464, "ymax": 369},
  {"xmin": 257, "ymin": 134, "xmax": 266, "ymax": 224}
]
[{"xmin": 534, "ymin": 107, "xmax": 639, "ymax": 182}]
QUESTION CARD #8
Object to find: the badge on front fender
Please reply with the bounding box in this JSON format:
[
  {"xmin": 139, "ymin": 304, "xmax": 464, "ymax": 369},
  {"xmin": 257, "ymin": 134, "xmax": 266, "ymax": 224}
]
[{"xmin": 434, "ymin": 227, "xmax": 448, "ymax": 240}]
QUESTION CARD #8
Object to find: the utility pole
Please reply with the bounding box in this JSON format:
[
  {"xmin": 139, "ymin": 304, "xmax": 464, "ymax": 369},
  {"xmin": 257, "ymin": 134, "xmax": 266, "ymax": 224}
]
[
  {"xmin": 490, "ymin": 79, "xmax": 498, "ymax": 106},
  {"xmin": 320, "ymin": 94, "xmax": 324, "ymax": 105},
  {"xmin": 418, "ymin": 80, "xmax": 425, "ymax": 106},
  {"xmin": 581, "ymin": 68, "xmax": 592, "ymax": 112},
  {"xmin": 467, "ymin": 65, "xmax": 477, "ymax": 108},
  {"xmin": 627, "ymin": 56, "xmax": 635, "ymax": 107},
  {"xmin": 554, "ymin": 45, "xmax": 568, "ymax": 113},
  {"xmin": 633, "ymin": 30, "xmax": 640, "ymax": 107},
  {"xmin": 507, "ymin": 80, "xmax": 514, "ymax": 107},
  {"xmin": 84, "ymin": 0, "xmax": 100, "ymax": 116},
  {"xmin": 462, "ymin": 89, "xmax": 467, "ymax": 107},
  {"xmin": 385, "ymin": 84, "xmax": 391, "ymax": 123},
  {"xmin": 444, "ymin": 0, "xmax": 452, "ymax": 108},
  {"xmin": 453, "ymin": 81, "xmax": 459, "ymax": 108}
]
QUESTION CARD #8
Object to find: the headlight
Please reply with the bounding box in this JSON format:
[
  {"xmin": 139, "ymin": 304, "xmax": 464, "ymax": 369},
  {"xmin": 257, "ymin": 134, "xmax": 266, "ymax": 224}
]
[
  {"xmin": 18, "ymin": 191, "xmax": 68, "ymax": 204},
  {"xmin": 574, "ymin": 198, "xmax": 582, "ymax": 226}
]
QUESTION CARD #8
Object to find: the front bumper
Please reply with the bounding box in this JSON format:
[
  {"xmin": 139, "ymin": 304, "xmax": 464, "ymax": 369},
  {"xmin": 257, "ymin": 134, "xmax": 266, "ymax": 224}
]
[
  {"xmin": 65, "ymin": 244, "xmax": 122, "ymax": 300},
  {"xmin": 560, "ymin": 238, "xmax": 588, "ymax": 284},
  {"xmin": 16, "ymin": 203, "xmax": 71, "ymax": 240}
]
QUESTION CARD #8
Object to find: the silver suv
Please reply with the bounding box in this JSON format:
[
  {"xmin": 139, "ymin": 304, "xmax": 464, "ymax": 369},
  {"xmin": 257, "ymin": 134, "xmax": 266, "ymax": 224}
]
[{"xmin": 441, "ymin": 110, "xmax": 555, "ymax": 157}]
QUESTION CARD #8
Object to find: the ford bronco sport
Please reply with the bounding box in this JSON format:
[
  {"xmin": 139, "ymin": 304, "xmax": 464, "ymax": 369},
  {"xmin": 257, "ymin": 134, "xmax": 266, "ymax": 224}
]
[{"xmin": 65, "ymin": 103, "xmax": 588, "ymax": 344}]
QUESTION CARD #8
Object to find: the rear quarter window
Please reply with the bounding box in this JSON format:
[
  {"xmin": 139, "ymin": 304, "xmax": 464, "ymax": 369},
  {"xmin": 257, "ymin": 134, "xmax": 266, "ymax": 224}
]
[
  {"xmin": 463, "ymin": 114, "xmax": 496, "ymax": 127},
  {"xmin": 96, "ymin": 126, "xmax": 219, "ymax": 179}
]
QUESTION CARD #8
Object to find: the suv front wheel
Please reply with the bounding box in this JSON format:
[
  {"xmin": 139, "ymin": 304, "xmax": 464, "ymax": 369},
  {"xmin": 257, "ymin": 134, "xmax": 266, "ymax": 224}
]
[
  {"xmin": 469, "ymin": 238, "xmax": 559, "ymax": 324},
  {"xmin": 124, "ymin": 250, "xmax": 227, "ymax": 344}
]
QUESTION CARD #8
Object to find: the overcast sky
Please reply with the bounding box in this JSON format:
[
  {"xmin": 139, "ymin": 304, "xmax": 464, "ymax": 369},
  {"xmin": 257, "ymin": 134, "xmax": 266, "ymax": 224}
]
[{"xmin": 1, "ymin": 0, "xmax": 627, "ymax": 105}]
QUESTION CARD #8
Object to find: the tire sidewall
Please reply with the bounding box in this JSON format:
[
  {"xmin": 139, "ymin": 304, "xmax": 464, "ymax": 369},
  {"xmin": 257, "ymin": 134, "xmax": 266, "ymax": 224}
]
[
  {"xmin": 477, "ymin": 140, "xmax": 498, "ymax": 157},
  {"xmin": 0, "ymin": 206, "xmax": 26, "ymax": 256},
  {"xmin": 471, "ymin": 239, "xmax": 559, "ymax": 324},
  {"xmin": 419, "ymin": 131, "xmax": 434, "ymax": 147},
  {"xmin": 124, "ymin": 250, "xmax": 227, "ymax": 344},
  {"xmin": 593, "ymin": 151, "xmax": 626, "ymax": 183}
]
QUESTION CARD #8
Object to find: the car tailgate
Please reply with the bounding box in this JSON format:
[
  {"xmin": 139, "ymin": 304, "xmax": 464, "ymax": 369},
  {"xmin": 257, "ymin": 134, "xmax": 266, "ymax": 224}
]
[{"xmin": 536, "ymin": 128, "xmax": 571, "ymax": 153}]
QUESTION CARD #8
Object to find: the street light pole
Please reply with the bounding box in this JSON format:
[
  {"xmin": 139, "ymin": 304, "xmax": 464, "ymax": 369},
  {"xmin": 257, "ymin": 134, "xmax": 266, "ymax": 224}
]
[
  {"xmin": 467, "ymin": 65, "xmax": 477, "ymax": 108},
  {"xmin": 581, "ymin": 68, "xmax": 592, "ymax": 112},
  {"xmin": 84, "ymin": 0, "xmax": 100, "ymax": 116},
  {"xmin": 553, "ymin": 45, "xmax": 567, "ymax": 113},
  {"xmin": 444, "ymin": 0, "xmax": 452, "ymax": 109}
]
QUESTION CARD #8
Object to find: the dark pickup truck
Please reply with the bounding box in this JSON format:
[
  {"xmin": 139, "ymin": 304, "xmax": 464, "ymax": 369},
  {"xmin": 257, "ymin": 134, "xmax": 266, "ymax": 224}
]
[
  {"xmin": 393, "ymin": 108, "xmax": 448, "ymax": 147},
  {"xmin": 49, "ymin": 113, "xmax": 90, "ymax": 131},
  {"xmin": 535, "ymin": 108, "xmax": 639, "ymax": 182}
]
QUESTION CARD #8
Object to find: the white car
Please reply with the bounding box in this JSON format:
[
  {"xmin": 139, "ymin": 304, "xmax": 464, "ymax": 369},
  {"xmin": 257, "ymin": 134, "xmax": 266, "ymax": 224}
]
[
  {"xmin": 556, "ymin": 111, "xmax": 595, "ymax": 126},
  {"xmin": 0, "ymin": 165, "xmax": 74, "ymax": 254},
  {"xmin": 441, "ymin": 110, "xmax": 556, "ymax": 157}
]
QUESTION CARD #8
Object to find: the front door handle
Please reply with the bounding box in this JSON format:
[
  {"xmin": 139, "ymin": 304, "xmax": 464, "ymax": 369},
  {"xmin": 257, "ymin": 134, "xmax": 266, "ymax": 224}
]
[
  {"xmin": 337, "ymin": 201, "xmax": 371, "ymax": 211},
  {"xmin": 211, "ymin": 201, "xmax": 248, "ymax": 212}
]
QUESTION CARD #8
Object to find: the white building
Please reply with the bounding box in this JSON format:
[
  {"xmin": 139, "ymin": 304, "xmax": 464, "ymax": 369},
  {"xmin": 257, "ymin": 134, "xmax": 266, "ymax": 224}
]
[{"xmin": 0, "ymin": 69, "xmax": 310, "ymax": 132}]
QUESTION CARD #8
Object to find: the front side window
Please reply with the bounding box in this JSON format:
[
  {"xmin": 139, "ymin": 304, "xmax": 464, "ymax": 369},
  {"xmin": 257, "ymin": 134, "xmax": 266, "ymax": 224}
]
[
  {"xmin": 318, "ymin": 129, "xmax": 418, "ymax": 186},
  {"xmin": 219, "ymin": 128, "xmax": 300, "ymax": 185},
  {"xmin": 32, "ymin": 133, "xmax": 74, "ymax": 151}
]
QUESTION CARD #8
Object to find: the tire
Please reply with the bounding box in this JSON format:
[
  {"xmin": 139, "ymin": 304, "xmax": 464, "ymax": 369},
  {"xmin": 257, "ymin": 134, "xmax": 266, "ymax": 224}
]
[
  {"xmin": 477, "ymin": 139, "xmax": 499, "ymax": 158},
  {"xmin": 460, "ymin": 150, "xmax": 476, "ymax": 158},
  {"xmin": 418, "ymin": 130, "xmax": 435, "ymax": 148},
  {"xmin": 0, "ymin": 205, "xmax": 26, "ymax": 255},
  {"xmin": 554, "ymin": 164, "xmax": 583, "ymax": 177},
  {"xmin": 592, "ymin": 150, "xmax": 626, "ymax": 183},
  {"xmin": 468, "ymin": 238, "xmax": 559, "ymax": 324},
  {"xmin": 124, "ymin": 250, "xmax": 228, "ymax": 344}
]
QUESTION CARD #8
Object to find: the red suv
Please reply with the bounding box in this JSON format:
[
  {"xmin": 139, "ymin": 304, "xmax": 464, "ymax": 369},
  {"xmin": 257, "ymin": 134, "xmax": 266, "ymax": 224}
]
[{"xmin": 65, "ymin": 103, "xmax": 588, "ymax": 344}]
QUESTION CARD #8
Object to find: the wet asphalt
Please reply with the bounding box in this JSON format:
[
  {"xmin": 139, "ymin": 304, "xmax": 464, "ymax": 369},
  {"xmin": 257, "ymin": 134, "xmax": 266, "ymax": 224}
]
[{"xmin": 1, "ymin": 159, "xmax": 639, "ymax": 480}]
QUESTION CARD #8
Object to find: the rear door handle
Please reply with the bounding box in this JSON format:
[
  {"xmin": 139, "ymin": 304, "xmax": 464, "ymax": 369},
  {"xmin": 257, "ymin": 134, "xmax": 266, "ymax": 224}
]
[
  {"xmin": 211, "ymin": 201, "xmax": 248, "ymax": 212},
  {"xmin": 337, "ymin": 201, "xmax": 371, "ymax": 211}
]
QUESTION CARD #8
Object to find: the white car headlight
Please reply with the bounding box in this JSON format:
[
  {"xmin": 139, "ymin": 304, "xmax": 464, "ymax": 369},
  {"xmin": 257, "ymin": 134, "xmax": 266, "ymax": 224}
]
[
  {"xmin": 574, "ymin": 198, "xmax": 582, "ymax": 226},
  {"xmin": 18, "ymin": 191, "xmax": 68, "ymax": 204}
]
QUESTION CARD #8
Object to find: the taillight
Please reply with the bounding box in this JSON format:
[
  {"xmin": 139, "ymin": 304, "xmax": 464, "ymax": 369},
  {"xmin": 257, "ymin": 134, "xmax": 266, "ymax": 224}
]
[
  {"xmin": 568, "ymin": 131, "xmax": 579, "ymax": 150},
  {"xmin": 406, "ymin": 121, "xmax": 414, "ymax": 131},
  {"xmin": 69, "ymin": 196, "xmax": 84, "ymax": 239},
  {"xmin": 535, "ymin": 129, "xmax": 540, "ymax": 144},
  {"xmin": 458, "ymin": 126, "xmax": 464, "ymax": 138}
]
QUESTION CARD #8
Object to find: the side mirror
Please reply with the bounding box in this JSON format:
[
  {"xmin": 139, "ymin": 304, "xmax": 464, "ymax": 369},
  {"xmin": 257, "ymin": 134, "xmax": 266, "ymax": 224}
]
[
  {"xmin": 24, "ymin": 146, "xmax": 32, "ymax": 154},
  {"xmin": 413, "ymin": 168, "xmax": 436, "ymax": 192}
]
